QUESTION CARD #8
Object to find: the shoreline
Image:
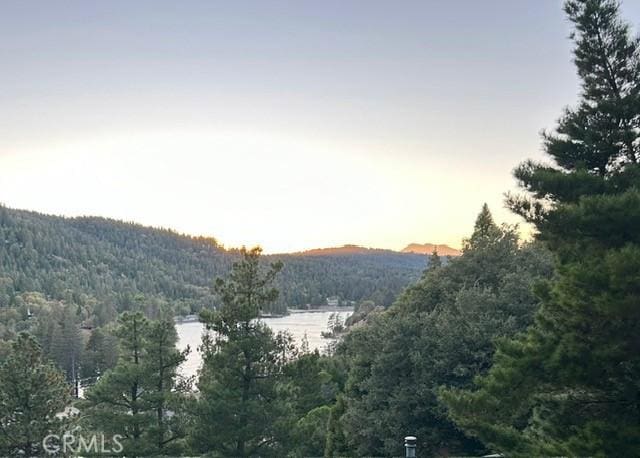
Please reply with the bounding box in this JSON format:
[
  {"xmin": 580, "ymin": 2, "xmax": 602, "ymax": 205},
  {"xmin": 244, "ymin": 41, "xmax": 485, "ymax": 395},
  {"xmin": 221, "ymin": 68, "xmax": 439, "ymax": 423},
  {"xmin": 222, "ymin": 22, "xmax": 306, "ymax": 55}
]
[{"xmin": 175, "ymin": 305, "xmax": 354, "ymax": 323}]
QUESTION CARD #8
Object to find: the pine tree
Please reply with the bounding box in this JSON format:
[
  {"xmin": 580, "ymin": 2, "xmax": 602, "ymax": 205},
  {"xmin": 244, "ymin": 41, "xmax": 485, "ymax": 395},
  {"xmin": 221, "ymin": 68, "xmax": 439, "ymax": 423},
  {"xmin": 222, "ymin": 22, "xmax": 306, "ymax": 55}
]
[
  {"xmin": 0, "ymin": 333, "xmax": 71, "ymax": 456},
  {"xmin": 334, "ymin": 207, "xmax": 552, "ymax": 457},
  {"xmin": 145, "ymin": 314, "xmax": 190, "ymax": 455},
  {"xmin": 81, "ymin": 327, "xmax": 118, "ymax": 382},
  {"xmin": 463, "ymin": 203, "xmax": 502, "ymax": 251},
  {"xmin": 429, "ymin": 248, "xmax": 442, "ymax": 270},
  {"xmin": 507, "ymin": 0, "xmax": 640, "ymax": 224},
  {"xmin": 423, "ymin": 247, "xmax": 442, "ymax": 277},
  {"xmin": 49, "ymin": 305, "xmax": 83, "ymax": 396},
  {"xmin": 441, "ymin": 1, "xmax": 640, "ymax": 456},
  {"xmin": 191, "ymin": 247, "xmax": 293, "ymax": 457},
  {"xmin": 82, "ymin": 312, "xmax": 189, "ymax": 456},
  {"xmin": 82, "ymin": 312, "xmax": 153, "ymax": 456}
]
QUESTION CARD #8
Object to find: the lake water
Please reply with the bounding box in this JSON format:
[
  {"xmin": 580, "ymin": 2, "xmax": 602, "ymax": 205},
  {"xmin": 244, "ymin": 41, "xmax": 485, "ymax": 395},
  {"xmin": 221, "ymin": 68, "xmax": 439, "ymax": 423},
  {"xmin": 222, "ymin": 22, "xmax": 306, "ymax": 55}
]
[{"xmin": 176, "ymin": 309, "xmax": 353, "ymax": 378}]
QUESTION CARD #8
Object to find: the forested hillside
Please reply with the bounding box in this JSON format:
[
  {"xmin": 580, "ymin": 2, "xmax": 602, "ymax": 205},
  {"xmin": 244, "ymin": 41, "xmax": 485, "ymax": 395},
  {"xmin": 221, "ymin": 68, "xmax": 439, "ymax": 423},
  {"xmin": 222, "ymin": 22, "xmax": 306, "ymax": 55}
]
[
  {"xmin": 1, "ymin": 1, "xmax": 638, "ymax": 456},
  {"xmin": 275, "ymin": 248, "xmax": 427, "ymax": 307},
  {"xmin": 0, "ymin": 205, "xmax": 426, "ymax": 321},
  {"xmin": 327, "ymin": 206, "xmax": 555, "ymax": 456}
]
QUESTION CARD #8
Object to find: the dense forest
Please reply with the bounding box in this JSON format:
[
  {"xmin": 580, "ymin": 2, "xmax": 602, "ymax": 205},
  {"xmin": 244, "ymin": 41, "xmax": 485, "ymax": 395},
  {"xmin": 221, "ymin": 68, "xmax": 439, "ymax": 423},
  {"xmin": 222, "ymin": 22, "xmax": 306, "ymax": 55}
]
[
  {"xmin": 0, "ymin": 205, "xmax": 426, "ymax": 321},
  {"xmin": 1, "ymin": 0, "xmax": 639, "ymax": 456}
]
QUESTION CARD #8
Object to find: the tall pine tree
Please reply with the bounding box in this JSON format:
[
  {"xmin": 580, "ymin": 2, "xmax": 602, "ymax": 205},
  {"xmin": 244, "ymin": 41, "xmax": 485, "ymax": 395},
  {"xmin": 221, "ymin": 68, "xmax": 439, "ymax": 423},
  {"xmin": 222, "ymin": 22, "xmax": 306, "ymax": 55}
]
[
  {"xmin": 82, "ymin": 312, "xmax": 153, "ymax": 456},
  {"xmin": 441, "ymin": 1, "xmax": 640, "ymax": 456},
  {"xmin": 145, "ymin": 314, "xmax": 191, "ymax": 455},
  {"xmin": 191, "ymin": 247, "xmax": 294, "ymax": 457},
  {"xmin": 82, "ymin": 312, "xmax": 189, "ymax": 456}
]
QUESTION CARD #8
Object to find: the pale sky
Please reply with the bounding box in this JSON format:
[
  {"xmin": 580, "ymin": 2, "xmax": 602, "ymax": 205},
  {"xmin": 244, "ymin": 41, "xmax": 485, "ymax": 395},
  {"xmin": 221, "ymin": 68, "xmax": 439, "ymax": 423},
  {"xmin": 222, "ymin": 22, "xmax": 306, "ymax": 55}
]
[{"xmin": 2, "ymin": 1, "xmax": 639, "ymax": 253}]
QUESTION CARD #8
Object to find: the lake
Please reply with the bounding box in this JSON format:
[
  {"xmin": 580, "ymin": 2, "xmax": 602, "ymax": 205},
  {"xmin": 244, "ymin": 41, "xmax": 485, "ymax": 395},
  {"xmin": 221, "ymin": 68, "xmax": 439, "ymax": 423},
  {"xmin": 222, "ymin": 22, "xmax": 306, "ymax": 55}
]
[{"xmin": 176, "ymin": 308, "xmax": 353, "ymax": 378}]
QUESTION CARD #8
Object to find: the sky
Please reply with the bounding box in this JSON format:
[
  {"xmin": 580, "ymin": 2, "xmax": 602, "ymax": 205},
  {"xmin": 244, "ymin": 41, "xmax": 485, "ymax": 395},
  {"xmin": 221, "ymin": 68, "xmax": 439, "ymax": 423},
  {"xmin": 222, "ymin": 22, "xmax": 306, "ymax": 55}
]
[{"xmin": 2, "ymin": 1, "xmax": 639, "ymax": 253}]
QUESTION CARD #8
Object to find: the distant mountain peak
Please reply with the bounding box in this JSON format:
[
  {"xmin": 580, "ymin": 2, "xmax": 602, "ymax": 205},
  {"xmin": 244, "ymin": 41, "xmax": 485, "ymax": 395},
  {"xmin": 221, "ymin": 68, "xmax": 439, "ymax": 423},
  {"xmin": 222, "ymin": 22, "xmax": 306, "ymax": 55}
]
[{"xmin": 401, "ymin": 243, "xmax": 461, "ymax": 257}]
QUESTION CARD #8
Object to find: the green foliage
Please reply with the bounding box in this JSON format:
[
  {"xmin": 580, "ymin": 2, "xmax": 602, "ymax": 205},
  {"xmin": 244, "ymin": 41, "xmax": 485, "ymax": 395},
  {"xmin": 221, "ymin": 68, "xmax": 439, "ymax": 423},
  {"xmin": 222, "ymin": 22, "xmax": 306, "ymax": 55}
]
[
  {"xmin": 322, "ymin": 312, "xmax": 346, "ymax": 338},
  {"xmin": 330, "ymin": 207, "xmax": 553, "ymax": 457},
  {"xmin": 442, "ymin": 2, "xmax": 640, "ymax": 456},
  {"xmin": 0, "ymin": 208, "xmax": 228, "ymax": 321},
  {"xmin": 0, "ymin": 206, "xmax": 425, "ymax": 328},
  {"xmin": 443, "ymin": 195, "xmax": 640, "ymax": 456},
  {"xmin": 427, "ymin": 248, "xmax": 442, "ymax": 271},
  {"xmin": 81, "ymin": 327, "xmax": 119, "ymax": 382},
  {"xmin": 34, "ymin": 303, "xmax": 83, "ymax": 392},
  {"xmin": 282, "ymin": 351, "xmax": 347, "ymax": 457},
  {"xmin": 507, "ymin": 0, "xmax": 639, "ymax": 223},
  {"xmin": 81, "ymin": 312, "xmax": 190, "ymax": 456},
  {"xmin": 212, "ymin": 247, "xmax": 283, "ymax": 323},
  {"xmin": 0, "ymin": 207, "xmax": 427, "ymax": 456},
  {"xmin": 191, "ymin": 247, "xmax": 294, "ymax": 457},
  {"xmin": 275, "ymin": 249, "xmax": 427, "ymax": 309},
  {"xmin": 145, "ymin": 315, "xmax": 192, "ymax": 454},
  {"xmin": 292, "ymin": 405, "xmax": 332, "ymax": 457},
  {"xmin": 0, "ymin": 333, "xmax": 71, "ymax": 456},
  {"xmin": 344, "ymin": 299, "xmax": 380, "ymax": 327}
]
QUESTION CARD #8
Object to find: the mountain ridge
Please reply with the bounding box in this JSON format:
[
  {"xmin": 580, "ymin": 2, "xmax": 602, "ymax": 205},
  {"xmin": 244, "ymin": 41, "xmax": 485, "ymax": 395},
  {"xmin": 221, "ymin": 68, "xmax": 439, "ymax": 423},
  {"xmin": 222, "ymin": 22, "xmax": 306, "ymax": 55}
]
[
  {"xmin": 0, "ymin": 205, "xmax": 428, "ymax": 317},
  {"xmin": 401, "ymin": 243, "xmax": 461, "ymax": 256},
  {"xmin": 289, "ymin": 243, "xmax": 461, "ymax": 257},
  {"xmin": 293, "ymin": 244, "xmax": 403, "ymax": 256}
]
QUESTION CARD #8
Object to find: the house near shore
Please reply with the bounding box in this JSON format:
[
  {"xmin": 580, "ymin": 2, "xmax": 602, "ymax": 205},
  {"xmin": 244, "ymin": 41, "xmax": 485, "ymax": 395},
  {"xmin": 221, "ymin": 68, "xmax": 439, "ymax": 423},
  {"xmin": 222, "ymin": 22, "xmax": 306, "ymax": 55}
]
[{"xmin": 326, "ymin": 296, "xmax": 340, "ymax": 307}]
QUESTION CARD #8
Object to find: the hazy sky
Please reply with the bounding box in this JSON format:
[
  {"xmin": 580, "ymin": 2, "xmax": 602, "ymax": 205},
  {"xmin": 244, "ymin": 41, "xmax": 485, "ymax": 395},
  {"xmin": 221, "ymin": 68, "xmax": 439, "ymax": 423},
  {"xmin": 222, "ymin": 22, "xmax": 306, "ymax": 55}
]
[{"xmin": 2, "ymin": 1, "xmax": 639, "ymax": 253}]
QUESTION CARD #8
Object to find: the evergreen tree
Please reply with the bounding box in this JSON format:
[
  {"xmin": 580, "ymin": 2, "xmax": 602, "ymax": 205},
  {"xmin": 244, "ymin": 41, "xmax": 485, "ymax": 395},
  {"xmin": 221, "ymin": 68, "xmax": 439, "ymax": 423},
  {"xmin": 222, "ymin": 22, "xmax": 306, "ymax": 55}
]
[
  {"xmin": 50, "ymin": 305, "xmax": 83, "ymax": 396},
  {"xmin": 507, "ymin": 0, "xmax": 640, "ymax": 224},
  {"xmin": 442, "ymin": 2, "xmax": 640, "ymax": 456},
  {"xmin": 82, "ymin": 312, "xmax": 153, "ymax": 456},
  {"xmin": 81, "ymin": 327, "xmax": 119, "ymax": 382},
  {"xmin": 191, "ymin": 247, "xmax": 293, "ymax": 457},
  {"xmin": 429, "ymin": 248, "xmax": 442, "ymax": 270},
  {"xmin": 0, "ymin": 333, "xmax": 71, "ymax": 456},
  {"xmin": 324, "ymin": 395, "xmax": 348, "ymax": 457},
  {"xmin": 279, "ymin": 350, "xmax": 347, "ymax": 457},
  {"xmin": 423, "ymin": 247, "xmax": 442, "ymax": 276},
  {"xmin": 465, "ymin": 203, "xmax": 499, "ymax": 249},
  {"xmin": 82, "ymin": 312, "xmax": 189, "ymax": 456},
  {"xmin": 331, "ymin": 207, "xmax": 553, "ymax": 457},
  {"xmin": 145, "ymin": 314, "xmax": 191, "ymax": 455}
]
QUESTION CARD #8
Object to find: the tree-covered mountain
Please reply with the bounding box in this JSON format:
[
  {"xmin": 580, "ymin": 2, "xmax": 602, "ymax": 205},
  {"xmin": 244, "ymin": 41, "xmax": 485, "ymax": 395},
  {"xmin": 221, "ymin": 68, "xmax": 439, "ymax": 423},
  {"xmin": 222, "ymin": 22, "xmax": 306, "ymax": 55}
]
[
  {"xmin": 0, "ymin": 205, "xmax": 427, "ymax": 323},
  {"xmin": 275, "ymin": 245, "xmax": 430, "ymax": 308}
]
